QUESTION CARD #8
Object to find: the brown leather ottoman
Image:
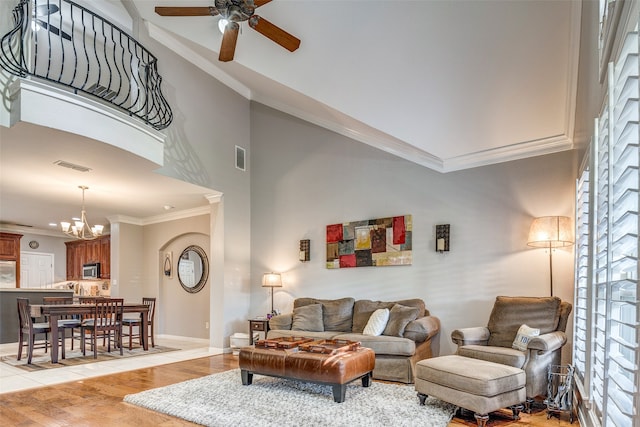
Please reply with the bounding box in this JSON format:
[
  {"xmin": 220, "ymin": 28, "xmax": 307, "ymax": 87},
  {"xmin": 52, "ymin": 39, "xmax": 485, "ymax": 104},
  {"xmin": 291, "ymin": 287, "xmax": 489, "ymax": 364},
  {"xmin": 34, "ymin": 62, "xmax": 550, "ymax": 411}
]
[{"xmin": 239, "ymin": 346, "xmax": 375, "ymax": 402}]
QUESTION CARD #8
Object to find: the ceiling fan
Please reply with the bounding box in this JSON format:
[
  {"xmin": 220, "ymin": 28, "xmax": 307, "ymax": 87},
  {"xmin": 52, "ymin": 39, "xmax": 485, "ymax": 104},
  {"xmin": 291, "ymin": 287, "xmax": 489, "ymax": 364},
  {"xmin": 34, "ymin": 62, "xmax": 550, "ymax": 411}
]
[
  {"xmin": 33, "ymin": 3, "xmax": 72, "ymax": 41},
  {"xmin": 155, "ymin": 0, "xmax": 300, "ymax": 62}
]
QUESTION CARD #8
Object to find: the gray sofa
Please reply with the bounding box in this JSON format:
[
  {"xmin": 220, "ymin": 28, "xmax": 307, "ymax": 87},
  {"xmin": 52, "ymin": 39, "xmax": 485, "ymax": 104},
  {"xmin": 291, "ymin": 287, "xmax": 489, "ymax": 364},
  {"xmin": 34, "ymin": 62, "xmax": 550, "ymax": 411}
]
[{"xmin": 267, "ymin": 297, "xmax": 440, "ymax": 383}]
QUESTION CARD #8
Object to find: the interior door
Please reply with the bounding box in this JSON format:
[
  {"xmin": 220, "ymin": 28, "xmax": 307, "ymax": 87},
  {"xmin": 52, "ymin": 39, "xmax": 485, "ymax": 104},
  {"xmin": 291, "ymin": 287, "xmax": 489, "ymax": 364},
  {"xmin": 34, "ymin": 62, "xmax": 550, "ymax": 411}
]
[{"xmin": 20, "ymin": 252, "xmax": 54, "ymax": 288}]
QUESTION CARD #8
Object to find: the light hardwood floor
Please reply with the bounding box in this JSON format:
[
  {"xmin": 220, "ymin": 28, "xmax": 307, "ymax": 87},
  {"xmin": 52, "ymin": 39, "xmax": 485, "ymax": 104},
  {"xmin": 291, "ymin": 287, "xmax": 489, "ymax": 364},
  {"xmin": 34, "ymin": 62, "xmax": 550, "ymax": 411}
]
[{"xmin": 0, "ymin": 354, "xmax": 577, "ymax": 426}]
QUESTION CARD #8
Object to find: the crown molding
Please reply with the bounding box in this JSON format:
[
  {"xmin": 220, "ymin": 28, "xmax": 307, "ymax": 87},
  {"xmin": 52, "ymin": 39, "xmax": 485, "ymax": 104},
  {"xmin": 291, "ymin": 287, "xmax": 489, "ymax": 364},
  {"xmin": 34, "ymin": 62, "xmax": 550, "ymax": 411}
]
[
  {"xmin": 108, "ymin": 204, "xmax": 212, "ymax": 227},
  {"xmin": 0, "ymin": 224, "xmax": 68, "ymax": 239},
  {"xmin": 442, "ymin": 134, "xmax": 573, "ymax": 172}
]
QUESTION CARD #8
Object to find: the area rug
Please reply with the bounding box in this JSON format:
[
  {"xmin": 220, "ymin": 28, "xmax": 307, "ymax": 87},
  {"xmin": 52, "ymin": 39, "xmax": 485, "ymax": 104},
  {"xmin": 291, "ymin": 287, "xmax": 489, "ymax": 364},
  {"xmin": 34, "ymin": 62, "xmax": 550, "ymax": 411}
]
[
  {"xmin": 1, "ymin": 345, "xmax": 179, "ymax": 372},
  {"xmin": 124, "ymin": 369, "xmax": 457, "ymax": 427}
]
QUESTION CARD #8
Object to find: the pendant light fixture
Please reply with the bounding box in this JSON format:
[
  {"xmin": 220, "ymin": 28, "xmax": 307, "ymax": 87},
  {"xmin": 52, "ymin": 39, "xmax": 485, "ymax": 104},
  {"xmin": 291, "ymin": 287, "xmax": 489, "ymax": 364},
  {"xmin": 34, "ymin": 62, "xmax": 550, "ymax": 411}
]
[{"xmin": 60, "ymin": 186, "xmax": 104, "ymax": 240}]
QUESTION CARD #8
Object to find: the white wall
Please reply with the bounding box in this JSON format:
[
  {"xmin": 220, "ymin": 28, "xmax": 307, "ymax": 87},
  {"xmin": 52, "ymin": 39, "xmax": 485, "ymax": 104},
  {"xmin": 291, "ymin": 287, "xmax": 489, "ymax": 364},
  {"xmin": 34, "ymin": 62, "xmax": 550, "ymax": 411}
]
[{"xmin": 250, "ymin": 102, "xmax": 577, "ymax": 359}]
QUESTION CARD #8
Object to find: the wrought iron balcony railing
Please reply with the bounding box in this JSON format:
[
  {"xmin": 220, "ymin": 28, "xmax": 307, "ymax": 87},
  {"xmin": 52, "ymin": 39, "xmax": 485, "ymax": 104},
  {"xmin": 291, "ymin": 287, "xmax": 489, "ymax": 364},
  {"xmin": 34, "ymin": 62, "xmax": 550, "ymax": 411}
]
[{"xmin": 1, "ymin": 0, "xmax": 173, "ymax": 130}]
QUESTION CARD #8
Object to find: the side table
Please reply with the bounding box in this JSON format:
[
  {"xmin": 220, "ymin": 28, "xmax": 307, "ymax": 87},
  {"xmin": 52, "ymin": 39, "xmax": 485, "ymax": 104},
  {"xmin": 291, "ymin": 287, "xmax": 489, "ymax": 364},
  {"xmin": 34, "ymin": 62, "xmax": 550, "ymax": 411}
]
[{"xmin": 248, "ymin": 319, "xmax": 270, "ymax": 344}]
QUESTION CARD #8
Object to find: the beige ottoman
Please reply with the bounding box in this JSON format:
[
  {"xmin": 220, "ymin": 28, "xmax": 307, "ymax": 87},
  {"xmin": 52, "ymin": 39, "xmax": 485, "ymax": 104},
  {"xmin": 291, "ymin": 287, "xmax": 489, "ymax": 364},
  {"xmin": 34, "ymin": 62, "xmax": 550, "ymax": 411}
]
[{"xmin": 415, "ymin": 355, "xmax": 525, "ymax": 427}]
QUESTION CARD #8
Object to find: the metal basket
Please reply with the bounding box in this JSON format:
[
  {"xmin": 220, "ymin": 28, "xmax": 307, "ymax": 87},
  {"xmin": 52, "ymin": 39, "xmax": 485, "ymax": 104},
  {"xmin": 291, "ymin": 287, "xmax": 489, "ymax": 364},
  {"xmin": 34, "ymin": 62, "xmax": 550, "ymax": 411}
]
[{"xmin": 544, "ymin": 364, "xmax": 575, "ymax": 423}]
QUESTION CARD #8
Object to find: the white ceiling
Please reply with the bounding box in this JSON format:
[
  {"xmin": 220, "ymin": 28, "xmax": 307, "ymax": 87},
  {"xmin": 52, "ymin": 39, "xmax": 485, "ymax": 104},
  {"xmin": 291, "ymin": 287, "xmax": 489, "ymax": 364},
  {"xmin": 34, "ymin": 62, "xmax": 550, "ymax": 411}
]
[
  {"xmin": 0, "ymin": 122, "xmax": 214, "ymax": 234},
  {"xmin": 136, "ymin": 0, "xmax": 582, "ymax": 171},
  {"xmin": 0, "ymin": 0, "xmax": 583, "ymax": 236}
]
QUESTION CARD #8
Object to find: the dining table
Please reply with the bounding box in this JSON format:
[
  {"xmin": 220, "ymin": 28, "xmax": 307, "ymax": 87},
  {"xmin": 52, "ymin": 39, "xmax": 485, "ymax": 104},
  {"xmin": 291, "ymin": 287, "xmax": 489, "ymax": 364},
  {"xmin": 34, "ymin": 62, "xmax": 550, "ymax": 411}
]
[{"xmin": 37, "ymin": 303, "xmax": 150, "ymax": 363}]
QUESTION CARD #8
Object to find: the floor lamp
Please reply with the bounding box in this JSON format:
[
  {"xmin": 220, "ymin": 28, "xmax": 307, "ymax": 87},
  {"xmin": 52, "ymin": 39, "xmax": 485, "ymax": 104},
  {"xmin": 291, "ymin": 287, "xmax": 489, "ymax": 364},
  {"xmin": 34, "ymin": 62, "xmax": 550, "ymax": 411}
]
[
  {"xmin": 527, "ymin": 216, "xmax": 574, "ymax": 296},
  {"xmin": 262, "ymin": 272, "xmax": 282, "ymax": 315}
]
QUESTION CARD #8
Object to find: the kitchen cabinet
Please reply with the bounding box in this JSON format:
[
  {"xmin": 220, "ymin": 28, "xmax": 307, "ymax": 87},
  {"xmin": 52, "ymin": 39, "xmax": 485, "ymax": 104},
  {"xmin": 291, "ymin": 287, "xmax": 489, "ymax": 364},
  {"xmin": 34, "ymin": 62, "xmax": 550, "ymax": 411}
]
[
  {"xmin": 0, "ymin": 232, "xmax": 22, "ymax": 287},
  {"xmin": 65, "ymin": 235, "xmax": 110, "ymax": 280},
  {"xmin": 99, "ymin": 236, "xmax": 110, "ymax": 278}
]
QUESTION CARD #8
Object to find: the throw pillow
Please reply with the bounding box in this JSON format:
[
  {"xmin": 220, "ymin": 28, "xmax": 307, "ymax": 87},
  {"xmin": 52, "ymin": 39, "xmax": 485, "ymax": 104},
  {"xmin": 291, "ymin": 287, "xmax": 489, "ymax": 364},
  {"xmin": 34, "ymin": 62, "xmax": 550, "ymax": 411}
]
[
  {"xmin": 363, "ymin": 308, "xmax": 390, "ymax": 336},
  {"xmin": 512, "ymin": 324, "xmax": 540, "ymax": 351},
  {"xmin": 291, "ymin": 304, "xmax": 324, "ymax": 332},
  {"xmin": 383, "ymin": 304, "xmax": 420, "ymax": 337}
]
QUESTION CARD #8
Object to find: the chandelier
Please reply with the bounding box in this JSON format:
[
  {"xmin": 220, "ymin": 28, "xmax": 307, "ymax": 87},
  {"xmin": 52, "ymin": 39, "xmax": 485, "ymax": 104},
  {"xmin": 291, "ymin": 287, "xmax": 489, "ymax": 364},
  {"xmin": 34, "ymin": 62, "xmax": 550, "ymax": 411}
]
[{"xmin": 60, "ymin": 186, "xmax": 104, "ymax": 240}]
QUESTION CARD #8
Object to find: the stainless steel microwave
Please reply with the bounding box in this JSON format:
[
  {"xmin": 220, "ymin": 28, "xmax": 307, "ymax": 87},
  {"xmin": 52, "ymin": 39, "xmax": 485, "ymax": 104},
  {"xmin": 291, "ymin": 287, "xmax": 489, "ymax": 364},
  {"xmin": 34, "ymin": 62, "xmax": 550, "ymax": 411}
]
[{"xmin": 82, "ymin": 263, "xmax": 100, "ymax": 279}]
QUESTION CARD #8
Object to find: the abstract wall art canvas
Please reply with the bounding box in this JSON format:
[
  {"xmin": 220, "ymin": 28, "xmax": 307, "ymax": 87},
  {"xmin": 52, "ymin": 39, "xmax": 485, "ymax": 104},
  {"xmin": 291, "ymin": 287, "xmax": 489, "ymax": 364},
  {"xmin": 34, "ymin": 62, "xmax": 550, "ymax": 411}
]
[{"xmin": 326, "ymin": 215, "xmax": 412, "ymax": 269}]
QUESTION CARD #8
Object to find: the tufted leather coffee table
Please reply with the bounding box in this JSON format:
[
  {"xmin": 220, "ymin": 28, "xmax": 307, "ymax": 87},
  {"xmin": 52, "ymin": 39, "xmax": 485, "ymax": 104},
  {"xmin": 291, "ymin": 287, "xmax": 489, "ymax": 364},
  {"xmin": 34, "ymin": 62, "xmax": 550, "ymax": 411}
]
[{"xmin": 238, "ymin": 340, "xmax": 375, "ymax": 403}]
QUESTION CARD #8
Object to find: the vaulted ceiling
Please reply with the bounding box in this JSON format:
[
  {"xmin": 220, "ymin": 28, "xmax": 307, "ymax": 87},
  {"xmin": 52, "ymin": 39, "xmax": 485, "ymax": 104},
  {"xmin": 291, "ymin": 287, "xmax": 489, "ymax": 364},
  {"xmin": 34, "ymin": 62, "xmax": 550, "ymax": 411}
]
[{"xmin": 136, "ymin": 0, "xmax": 582, "ymax": 172}]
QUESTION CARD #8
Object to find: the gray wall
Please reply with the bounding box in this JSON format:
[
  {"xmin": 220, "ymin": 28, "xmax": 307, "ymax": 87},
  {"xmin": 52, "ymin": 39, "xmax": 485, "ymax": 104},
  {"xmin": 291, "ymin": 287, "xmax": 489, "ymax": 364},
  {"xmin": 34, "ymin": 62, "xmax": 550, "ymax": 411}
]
[
  {"xmin": 19, "ymin": 233, "xmax": 68, "ymax": 283},
  {"xmin": 250, "ymin": 102, "xmax": 577, "ymax": 359},
  {"xmin": 121, "ymin": 18, "xmax": 253, "ymax": 348},
  {"xmin": 143, "ymin": 215, "xmax": 211, "ymax": 340}
]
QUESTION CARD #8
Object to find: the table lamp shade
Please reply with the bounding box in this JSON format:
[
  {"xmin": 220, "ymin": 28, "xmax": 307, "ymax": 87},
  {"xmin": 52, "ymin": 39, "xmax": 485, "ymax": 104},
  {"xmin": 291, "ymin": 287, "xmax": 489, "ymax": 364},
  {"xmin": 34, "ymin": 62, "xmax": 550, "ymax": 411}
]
[{"xmin": 262, "ymin": 273, "xmax": 282, "ymax": 288}]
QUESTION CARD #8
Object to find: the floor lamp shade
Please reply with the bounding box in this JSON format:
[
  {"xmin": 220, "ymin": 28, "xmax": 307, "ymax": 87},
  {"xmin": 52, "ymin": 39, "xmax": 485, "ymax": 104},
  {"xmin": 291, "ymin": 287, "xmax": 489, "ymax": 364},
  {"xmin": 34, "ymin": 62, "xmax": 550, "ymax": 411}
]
[
  {"xmin": 527, "ymin": 216, "xmax": 574, "ymax": 248},
  {"xmin": 527, "ymin": 216, "xmax": 574, "ymax": 296},
  {"xmin": 262, "ymin": 273, "xmax": 282, "ymax": 314}
]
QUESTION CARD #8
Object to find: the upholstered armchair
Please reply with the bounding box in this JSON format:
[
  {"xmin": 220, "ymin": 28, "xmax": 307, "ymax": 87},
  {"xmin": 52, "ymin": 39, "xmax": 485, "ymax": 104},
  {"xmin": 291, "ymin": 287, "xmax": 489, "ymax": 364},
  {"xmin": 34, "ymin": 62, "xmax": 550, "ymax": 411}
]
[{"xmin": 451, "ymin": 296, "xmax": 572, "ymax": 406}]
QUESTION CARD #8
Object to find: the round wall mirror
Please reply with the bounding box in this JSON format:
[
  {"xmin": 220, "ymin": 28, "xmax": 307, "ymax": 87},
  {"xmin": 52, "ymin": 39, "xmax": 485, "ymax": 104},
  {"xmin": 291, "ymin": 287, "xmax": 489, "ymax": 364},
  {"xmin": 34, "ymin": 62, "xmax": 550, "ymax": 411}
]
[{"xmin": 177, "ymin": 245, "xmax": 209, "ymax": 293}]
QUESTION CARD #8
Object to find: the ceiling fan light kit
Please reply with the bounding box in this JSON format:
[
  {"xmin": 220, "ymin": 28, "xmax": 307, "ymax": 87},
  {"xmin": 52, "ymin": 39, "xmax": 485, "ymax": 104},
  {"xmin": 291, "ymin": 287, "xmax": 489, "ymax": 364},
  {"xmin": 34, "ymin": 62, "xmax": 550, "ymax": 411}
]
[{"xmin": 155, "ymin": 0, "xmax": 300, "ymax": 62}]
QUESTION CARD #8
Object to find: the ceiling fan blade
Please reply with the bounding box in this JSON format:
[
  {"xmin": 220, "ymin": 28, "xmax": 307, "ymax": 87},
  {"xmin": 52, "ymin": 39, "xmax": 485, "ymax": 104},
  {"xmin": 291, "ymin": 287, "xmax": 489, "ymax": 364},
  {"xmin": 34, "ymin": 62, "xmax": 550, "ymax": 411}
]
[
  {"xmin": 154, "ymin": 6, "xmax": 219, "ymax": 17},
  {"xmin": 254, "ymin": 0, "xmax": 273, "ymax": 7},
  {"xmin": 219, "ymin": 22, "xmax": 239, "ymax": 62},
  {"xmin": 37, "ymin": 19, "xmax": 72, "ymax": 41},
  {"xmin": 248, "ymin": 15, "xmax": 300, "ymax": 52}
]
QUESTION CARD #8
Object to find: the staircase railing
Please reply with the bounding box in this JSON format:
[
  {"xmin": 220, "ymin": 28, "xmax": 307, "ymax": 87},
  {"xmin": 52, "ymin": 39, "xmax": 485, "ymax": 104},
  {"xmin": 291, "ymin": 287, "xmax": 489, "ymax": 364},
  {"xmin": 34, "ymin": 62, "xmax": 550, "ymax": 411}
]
[{"xmin": 0, "ymin": 0, "xmax": 173, "ymax": 130}]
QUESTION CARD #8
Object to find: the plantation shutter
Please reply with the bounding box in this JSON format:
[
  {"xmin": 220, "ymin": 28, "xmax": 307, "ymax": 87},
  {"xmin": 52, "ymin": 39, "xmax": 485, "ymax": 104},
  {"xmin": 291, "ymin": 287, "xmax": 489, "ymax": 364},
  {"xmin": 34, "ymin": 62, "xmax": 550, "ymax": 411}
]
[
  {"xmin": 573, "ymin": 161, "xmax": 591, "ymax": 395},
  {"xmin": 575, "ymin": 25, "xmax": 640, "ymax": 427}
]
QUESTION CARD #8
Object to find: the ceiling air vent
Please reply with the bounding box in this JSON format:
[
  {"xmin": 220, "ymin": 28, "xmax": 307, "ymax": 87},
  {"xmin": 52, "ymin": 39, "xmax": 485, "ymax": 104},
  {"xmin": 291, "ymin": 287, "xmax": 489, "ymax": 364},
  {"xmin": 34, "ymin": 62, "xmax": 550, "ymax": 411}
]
[{"xmin": 53, "ymin": 160, "xmax": 92, "ymax": 172}]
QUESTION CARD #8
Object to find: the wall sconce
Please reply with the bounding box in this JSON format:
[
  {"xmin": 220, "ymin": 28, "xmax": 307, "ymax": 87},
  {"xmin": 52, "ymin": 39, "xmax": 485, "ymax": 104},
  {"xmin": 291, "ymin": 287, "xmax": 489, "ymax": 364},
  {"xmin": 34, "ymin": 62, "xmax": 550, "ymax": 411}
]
[
  {"xmin": 299, "ymin": 239, "xmax": 310, "ymax": 262},
  {"xmin": 163, "ymin": 252, "xmax": 173, "ymax": 278},
  {"xmin": 435, "ymin": 224, "xmax": 450, "ymax": 253}
]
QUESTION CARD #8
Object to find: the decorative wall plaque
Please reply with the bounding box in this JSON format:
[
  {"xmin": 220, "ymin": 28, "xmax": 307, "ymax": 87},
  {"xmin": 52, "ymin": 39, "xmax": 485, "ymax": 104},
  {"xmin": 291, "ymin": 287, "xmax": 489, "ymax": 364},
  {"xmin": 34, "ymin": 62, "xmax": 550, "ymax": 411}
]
[{"xmin": 326, "ymin": 215, "xmax": 412, "ymax": 269}]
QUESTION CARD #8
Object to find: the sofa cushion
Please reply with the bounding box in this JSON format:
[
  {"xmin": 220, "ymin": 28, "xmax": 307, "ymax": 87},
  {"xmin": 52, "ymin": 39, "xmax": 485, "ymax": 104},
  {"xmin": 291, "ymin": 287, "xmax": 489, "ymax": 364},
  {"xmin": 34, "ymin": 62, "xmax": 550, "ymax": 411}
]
[
  {"xmin": 457, "ymin": 344, "xmax": 527, "ymax": 368},
  {"xmin": 268, "ymin": 313, "xmax": 292, "ymax": 330},
  {"xmin": 291, "ymin": 304, "xmax": 324, "ymax": 332},
  {"xmin": 383, "ymin": 304, "xmax": 420, "ymax": 337},
  {"xmin": 352, "ymin": 300, "xmax": 395, "ymax": 333},
  {"xmin": 394, "ymin": 299, "xmax": 427, "ymax": 317},
  {"xmin": 404, "ymin": 316, "xmax": 440, "ymax": 343},
  {"xmin": 487, "ymin": 296, "xmax": 561, "ymax": 348},
  {"xmin": 334, "ymin": 333, "xmax": 416, "ymax": 357},
  {"xmin": 363, "ymin": 308, "xmax": 390, "ymax": 336},
  {"xmin": 295, "ymin": 297, "xmax": 355, "ymax": 332}
]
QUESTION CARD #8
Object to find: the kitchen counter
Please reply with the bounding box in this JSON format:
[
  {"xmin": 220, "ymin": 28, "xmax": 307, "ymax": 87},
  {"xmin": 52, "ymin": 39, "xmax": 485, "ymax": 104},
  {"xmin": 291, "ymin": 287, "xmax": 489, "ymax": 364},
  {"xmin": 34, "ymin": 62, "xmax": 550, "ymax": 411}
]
[{"xmin": 0, "ymin": 289, "xmax": 74, "ymax": 344}]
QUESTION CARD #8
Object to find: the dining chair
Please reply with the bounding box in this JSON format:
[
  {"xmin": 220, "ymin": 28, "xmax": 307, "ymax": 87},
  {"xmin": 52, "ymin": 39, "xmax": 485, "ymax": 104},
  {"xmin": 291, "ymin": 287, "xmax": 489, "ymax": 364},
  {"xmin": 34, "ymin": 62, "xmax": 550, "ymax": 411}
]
[
  {"xmin": 79, "ymin": 296, "xmax": 108, "ymax": 346},
  {"xmin": 17, "ymin": 298, "xmax": 64, "ymax": 363},
  {"xmin": 43, "ymin": 296, "xmax": 81, "ymax": 351},
  {"xmin": 80, "ymin": 298, "xmax": 124, "ymax": 358},
  {"xmin": 121, "ymin": 297, "xmax": 156, "ymax": 350}
]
